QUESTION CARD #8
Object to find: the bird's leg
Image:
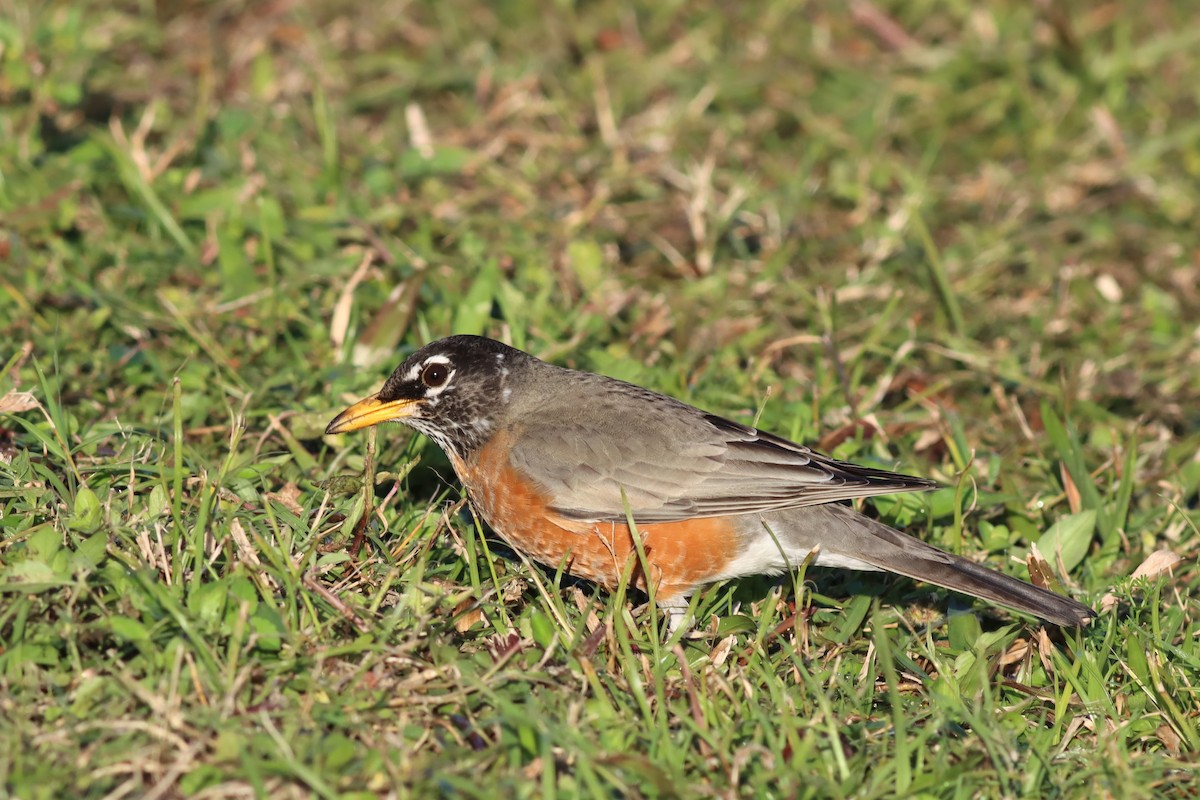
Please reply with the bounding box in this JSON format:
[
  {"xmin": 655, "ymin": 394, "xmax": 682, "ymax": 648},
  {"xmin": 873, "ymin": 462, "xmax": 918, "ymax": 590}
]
[{"xmin": 659, "ymin": 596, "xmax": 691, "ymax": 634}]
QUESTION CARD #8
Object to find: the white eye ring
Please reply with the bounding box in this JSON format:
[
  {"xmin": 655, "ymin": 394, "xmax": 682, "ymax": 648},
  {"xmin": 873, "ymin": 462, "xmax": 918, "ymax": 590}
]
[{"xmin": 421, "ymin": 362, "xmax": 450, "ymax": 388}]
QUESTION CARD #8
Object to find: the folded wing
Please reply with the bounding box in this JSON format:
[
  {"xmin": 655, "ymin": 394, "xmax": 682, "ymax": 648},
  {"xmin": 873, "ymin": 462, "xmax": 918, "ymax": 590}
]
[{"xmin": 506, "ymin": 387, "xmax": 935, "ymax": 523}]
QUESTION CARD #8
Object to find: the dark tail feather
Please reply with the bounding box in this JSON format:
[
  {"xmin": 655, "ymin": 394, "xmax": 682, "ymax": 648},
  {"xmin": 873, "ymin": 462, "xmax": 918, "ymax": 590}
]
[{"xmin": 806, "ymin": 504, "xmax": 1094, "ymax": 626}]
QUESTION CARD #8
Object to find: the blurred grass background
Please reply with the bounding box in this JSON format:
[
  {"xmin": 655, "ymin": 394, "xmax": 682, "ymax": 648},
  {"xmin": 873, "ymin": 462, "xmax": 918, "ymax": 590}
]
[{"xmin": 1, "ymin": 1, "xmax": 1198, "ymax": 797}]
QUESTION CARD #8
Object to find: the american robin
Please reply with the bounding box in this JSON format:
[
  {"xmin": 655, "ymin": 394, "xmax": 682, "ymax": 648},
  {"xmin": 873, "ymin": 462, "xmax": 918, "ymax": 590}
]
[{"xmin": 326, "ymin": 335, "xmax": 1094, "ymax": 628}]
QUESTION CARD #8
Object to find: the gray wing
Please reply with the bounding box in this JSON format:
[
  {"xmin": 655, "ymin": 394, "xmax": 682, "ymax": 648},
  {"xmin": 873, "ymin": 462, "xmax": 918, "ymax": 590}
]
[{"xmin": 506, "ymin": 384, "xmax": 935, "ymax": 524}]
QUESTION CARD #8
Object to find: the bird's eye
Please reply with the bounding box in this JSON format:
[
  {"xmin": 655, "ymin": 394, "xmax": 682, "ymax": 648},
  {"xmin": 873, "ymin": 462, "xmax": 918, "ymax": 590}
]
[{"xmin": 421, "ymin": 362, "xmax": 450, "ymax": 389}]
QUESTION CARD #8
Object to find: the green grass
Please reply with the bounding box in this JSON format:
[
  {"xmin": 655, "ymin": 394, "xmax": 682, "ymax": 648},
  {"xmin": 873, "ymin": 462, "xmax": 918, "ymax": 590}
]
[{"xmin": 2, "ymin": 1, "xmax": 1199, "ymax": 797}]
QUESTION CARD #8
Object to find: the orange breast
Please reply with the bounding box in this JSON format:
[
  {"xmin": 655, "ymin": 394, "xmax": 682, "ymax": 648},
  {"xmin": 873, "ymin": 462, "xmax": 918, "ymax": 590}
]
[{"xmin": 449, "ymin": 431, "xmax": 741, "ymax": 601}]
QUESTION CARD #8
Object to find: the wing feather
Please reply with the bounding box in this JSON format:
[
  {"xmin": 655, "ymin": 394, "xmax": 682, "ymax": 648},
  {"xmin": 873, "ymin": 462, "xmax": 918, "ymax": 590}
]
[{"xmin": 505, "ymin": 380, "xmax": 935, "ymax": 523}]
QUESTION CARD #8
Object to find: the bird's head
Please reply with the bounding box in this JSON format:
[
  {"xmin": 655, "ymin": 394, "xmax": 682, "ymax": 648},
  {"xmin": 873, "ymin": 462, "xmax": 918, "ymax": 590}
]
[{"xmin": 325, "ymin": 335, "xmax": 526, "ymax": 459}]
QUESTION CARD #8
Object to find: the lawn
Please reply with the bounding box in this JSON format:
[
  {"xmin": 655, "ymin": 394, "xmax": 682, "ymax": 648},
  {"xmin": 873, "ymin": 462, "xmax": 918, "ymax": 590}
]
[{"xmin": 1, "ymin": 1, "xmax": 1198, "ymax": 797}]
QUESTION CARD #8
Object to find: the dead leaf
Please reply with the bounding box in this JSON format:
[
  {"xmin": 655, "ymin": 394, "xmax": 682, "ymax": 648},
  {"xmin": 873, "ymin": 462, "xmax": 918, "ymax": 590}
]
[
  {"xmin": 329, "ymin": 252, "xmax": 376, "ymax": 355},
  {"xmin": 1131, "ymin": 549, "xmax": 1184, "ymax": 580},
  {"xmin": 0, "ymin": 391, "xmax": 38, "ymax": 414},
  {"xmin": 1034, "ymin": 627, "xmax": 1055, "ymax": 674},
  {"xmin": 1157, "ymin": 724, "xmax": 1183, "ymax": 758},
  {"xmin": 710, "ymin": 635, "xmax": 734, "ymax": 668},
  {"xmin": 265, "ymin": 482, "xmax": 304, "ymax": 515},
  {"xmin": 453, "ymin": 597, "xmax": 483, "ymax": 633},
  {"xmin": 1060, "ymin": 462, "xmax": 1082, "ymax": 514},
  {"xmin": 1099, "ymin": 549, "xmax": 1184, "ymax": 613},
  {"xmin": 1027, "ymin": 543, "xmax": 1056, "ymax": 591},
  {"xmin": 998, "ymin": 637, "xmax": 1032, "ymax": 668},
  {"xmin": 818, "ymin": 419, "xmax": 880, "ymax": 451}
]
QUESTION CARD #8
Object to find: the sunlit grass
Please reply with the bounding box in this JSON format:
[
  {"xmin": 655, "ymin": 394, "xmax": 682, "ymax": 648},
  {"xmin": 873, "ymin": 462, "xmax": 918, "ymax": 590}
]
[{"xmin": 1, "ymin": 1, "xmax": 1198, "ymax": 797}]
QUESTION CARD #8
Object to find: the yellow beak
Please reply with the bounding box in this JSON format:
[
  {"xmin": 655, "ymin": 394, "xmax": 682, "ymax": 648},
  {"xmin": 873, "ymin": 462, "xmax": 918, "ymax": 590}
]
[{"xmin": 325, "ymin": 394, "xmax": 419, "ymax": 435}]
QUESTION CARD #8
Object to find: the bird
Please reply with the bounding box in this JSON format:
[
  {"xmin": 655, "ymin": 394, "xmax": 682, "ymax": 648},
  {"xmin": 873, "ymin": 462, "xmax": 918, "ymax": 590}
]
[{"xmin": 325, "ymin": 335, "xmax": 1094, "ymax": 629}]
